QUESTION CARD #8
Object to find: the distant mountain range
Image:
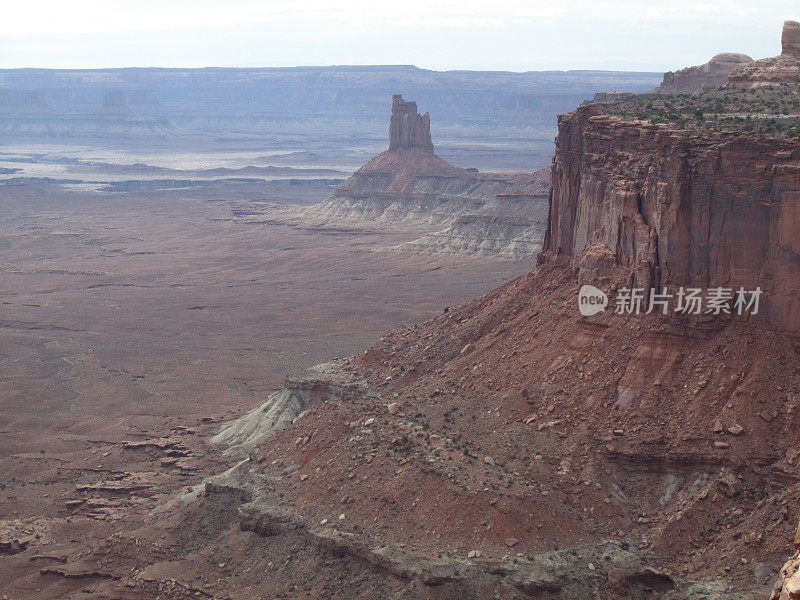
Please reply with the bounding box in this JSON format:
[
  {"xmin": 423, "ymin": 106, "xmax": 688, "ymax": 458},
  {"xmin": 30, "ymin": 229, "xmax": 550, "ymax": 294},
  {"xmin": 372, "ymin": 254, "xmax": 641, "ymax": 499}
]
[{"xmin": 0, "ymin": 66, "xmax": 661, "ymax": 160}]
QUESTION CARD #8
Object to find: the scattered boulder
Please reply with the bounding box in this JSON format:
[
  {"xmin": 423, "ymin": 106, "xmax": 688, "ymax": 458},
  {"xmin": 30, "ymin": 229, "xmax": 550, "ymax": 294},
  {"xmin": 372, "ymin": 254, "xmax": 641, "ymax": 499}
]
[
  {"xmin": 727, "ymin": 424, "xmax": 744, "ymax": 436},
  {"xmin": 607, "ymin": 567, "xmax": 627, "ymax": 587},
  {"xmin": 717, "ymin": 472, "xmax": 742, "ymax": 498},
  {"xmin": 770, "ymin": 549, "xmax": 800, "ymax": 600}
]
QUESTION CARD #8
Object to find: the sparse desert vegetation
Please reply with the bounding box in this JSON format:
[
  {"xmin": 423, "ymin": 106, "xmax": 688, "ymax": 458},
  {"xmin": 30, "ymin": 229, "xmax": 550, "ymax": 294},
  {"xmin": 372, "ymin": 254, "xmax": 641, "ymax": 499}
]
[{"xmin": 601, "ymin": 85, "xmax": 800, "ymax": 136}]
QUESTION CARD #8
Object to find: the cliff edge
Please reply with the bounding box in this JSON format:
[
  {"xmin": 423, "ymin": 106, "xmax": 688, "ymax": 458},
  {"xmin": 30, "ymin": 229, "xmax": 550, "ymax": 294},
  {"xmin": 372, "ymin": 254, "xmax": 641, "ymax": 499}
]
[
  {"xmin": 543, "ymin": 104, "xmax": 800, "ymax": 332},
  {"xmin": 545, "ymin": 23, "xmax": 800, "ymax": 333}
]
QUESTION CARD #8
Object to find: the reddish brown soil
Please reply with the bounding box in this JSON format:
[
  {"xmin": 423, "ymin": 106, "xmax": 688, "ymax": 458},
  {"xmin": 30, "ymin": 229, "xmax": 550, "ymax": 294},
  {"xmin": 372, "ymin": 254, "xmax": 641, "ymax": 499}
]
[
  {"xmin": 2, "ymin": 185, "xmax": 797, "ymax": 599},
  {"xmin": 248, "ymin": 254, "xmax": 799, "ymax": 594},
  {"xmin": 0, "ymin": 182, "xmax": 532, "ymax": 599}
]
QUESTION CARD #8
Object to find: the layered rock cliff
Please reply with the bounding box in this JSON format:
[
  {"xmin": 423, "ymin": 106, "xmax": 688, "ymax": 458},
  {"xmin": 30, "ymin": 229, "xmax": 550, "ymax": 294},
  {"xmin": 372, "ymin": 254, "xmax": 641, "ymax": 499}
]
[
  {"xmin": 783, "ymin": 21, "xmax": 800, "ymax": 58},
  {"xmin": 305, "ymin": 95, "xmax": 550, "ymax": 258},
  {"xmin": 543, "ymin": 103, "xmax": 800, "ymax": 332}
]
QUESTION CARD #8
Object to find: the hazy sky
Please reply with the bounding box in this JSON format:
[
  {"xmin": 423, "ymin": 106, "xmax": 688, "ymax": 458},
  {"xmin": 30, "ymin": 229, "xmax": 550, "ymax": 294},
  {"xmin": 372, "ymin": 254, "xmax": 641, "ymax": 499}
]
[{"xmin": 2, "ymin": 0, "xmax": 798, "ymax": 71}]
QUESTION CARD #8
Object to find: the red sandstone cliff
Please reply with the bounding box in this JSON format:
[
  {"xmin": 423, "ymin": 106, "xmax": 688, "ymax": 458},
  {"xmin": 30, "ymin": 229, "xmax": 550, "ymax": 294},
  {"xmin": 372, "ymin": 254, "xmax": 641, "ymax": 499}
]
[{"xmin": 543, "ymin": 104, "xmax": 800, "ymax": 332}]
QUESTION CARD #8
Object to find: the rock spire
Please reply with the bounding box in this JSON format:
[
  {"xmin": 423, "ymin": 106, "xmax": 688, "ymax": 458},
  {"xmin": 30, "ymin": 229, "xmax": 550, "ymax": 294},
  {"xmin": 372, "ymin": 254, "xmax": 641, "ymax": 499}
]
[{"xmin": 388, "ymin": 94, "xmax": 434, "ymax": 153}]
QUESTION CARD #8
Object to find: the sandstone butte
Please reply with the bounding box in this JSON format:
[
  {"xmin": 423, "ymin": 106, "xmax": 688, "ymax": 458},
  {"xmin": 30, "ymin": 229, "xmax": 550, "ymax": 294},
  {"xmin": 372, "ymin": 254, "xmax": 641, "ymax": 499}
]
[
  {"xmin": 304, "ymin": 93, "xmax": 551, "ymax": 258},
  {"xmin": 388, "ymin": 93, "xmax": 435, "ymax": 154},
  {"xmin": 728, "ymin": 20, "xmax": 800, "ymax": 88}
]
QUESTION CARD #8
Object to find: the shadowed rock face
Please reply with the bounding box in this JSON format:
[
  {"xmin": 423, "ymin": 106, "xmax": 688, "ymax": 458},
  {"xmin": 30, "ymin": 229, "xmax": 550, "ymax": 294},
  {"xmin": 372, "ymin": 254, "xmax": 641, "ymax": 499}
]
[
  {"xmin": 782, "ymin": 20, "xmax": 800, "ymax": 58},
  {"xmin": 543, "ymin": 103, "xmax": 800, "ymax": 332},
  {"xmin": 388, "ymin": 94, "xmax": 434, "ymax": 153}
]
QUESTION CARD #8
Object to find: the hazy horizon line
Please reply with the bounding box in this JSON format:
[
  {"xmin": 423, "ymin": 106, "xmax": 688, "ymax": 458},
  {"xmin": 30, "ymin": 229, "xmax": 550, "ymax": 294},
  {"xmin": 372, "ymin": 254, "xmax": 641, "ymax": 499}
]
[{"xmin": 0, "ymin": 63, "xmax": 669, "ymax": 74}]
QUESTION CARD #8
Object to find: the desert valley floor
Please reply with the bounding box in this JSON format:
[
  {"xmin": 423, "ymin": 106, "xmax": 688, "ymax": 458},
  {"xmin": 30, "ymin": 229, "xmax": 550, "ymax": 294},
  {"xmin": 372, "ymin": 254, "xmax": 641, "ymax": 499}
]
[{"xmin": 0, "ymin": 180, "xmax": 532, "ymax": 597}]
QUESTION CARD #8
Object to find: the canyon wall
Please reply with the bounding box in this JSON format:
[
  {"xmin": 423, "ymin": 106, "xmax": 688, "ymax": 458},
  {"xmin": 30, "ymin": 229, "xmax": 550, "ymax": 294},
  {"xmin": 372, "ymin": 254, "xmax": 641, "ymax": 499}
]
[
  {"xmin": 0, "ymin": 66, "xmax": 660, "ymax": 157},
  {"xmin": 543, "ymin": 104, "xmax": 800, "ymax": 331}
]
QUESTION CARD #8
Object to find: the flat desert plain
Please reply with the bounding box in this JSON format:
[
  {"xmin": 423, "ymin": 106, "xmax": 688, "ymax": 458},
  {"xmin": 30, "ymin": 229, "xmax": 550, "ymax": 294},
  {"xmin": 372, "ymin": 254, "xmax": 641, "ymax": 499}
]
[{"xmin": 0, "ymin": 180, "xmax": 531, "ymax": 595}]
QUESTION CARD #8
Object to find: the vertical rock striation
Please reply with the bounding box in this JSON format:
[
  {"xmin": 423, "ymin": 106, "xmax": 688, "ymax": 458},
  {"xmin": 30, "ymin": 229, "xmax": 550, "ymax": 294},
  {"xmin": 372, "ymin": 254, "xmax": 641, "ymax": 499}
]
[
  {"xmin": 543, "ymin": 104, "xmax": 800, "ymax": 332},
  {"xmin": 388, "ymin": 94, "xmax": 434, "ymax": 153}
]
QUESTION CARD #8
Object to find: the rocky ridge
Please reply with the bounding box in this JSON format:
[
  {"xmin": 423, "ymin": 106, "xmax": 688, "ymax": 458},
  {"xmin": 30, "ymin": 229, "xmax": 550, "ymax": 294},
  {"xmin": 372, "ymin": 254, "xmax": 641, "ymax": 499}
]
[{"xmin": 650, "ymin": 53, "xmax": 753, "ymax": 94}]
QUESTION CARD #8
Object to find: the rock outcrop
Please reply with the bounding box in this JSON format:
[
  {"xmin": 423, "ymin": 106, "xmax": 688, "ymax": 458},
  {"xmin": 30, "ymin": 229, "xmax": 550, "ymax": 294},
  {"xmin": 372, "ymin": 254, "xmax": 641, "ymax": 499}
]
[
  {"xmin": 770, "ymin": 522, "xmax": 800, "ymax": 600},
  {"xmin": 650, "ymin": 53, "xmax": 753, "ymax": 94},
  {"xmin": 544, "ymin": 103, "xmax": 800, "ymax": 332},
  {"xmin": 211, "ymin": 361, "xmax": 361, "ymax": 454},
  {"xmin": 388, "ymin": 94, "xmax": 434, "ymax": 153},
  {"xmin": 304, "ymin": 95, "xmax": 550, "ymax": 258},
  {"xmin": 782, "ymin": 20, "xmax": 800, "ymax": 58},
  {"xmin": 727, "ymin": 21, "xmax": 800, "ymax": 88}
]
